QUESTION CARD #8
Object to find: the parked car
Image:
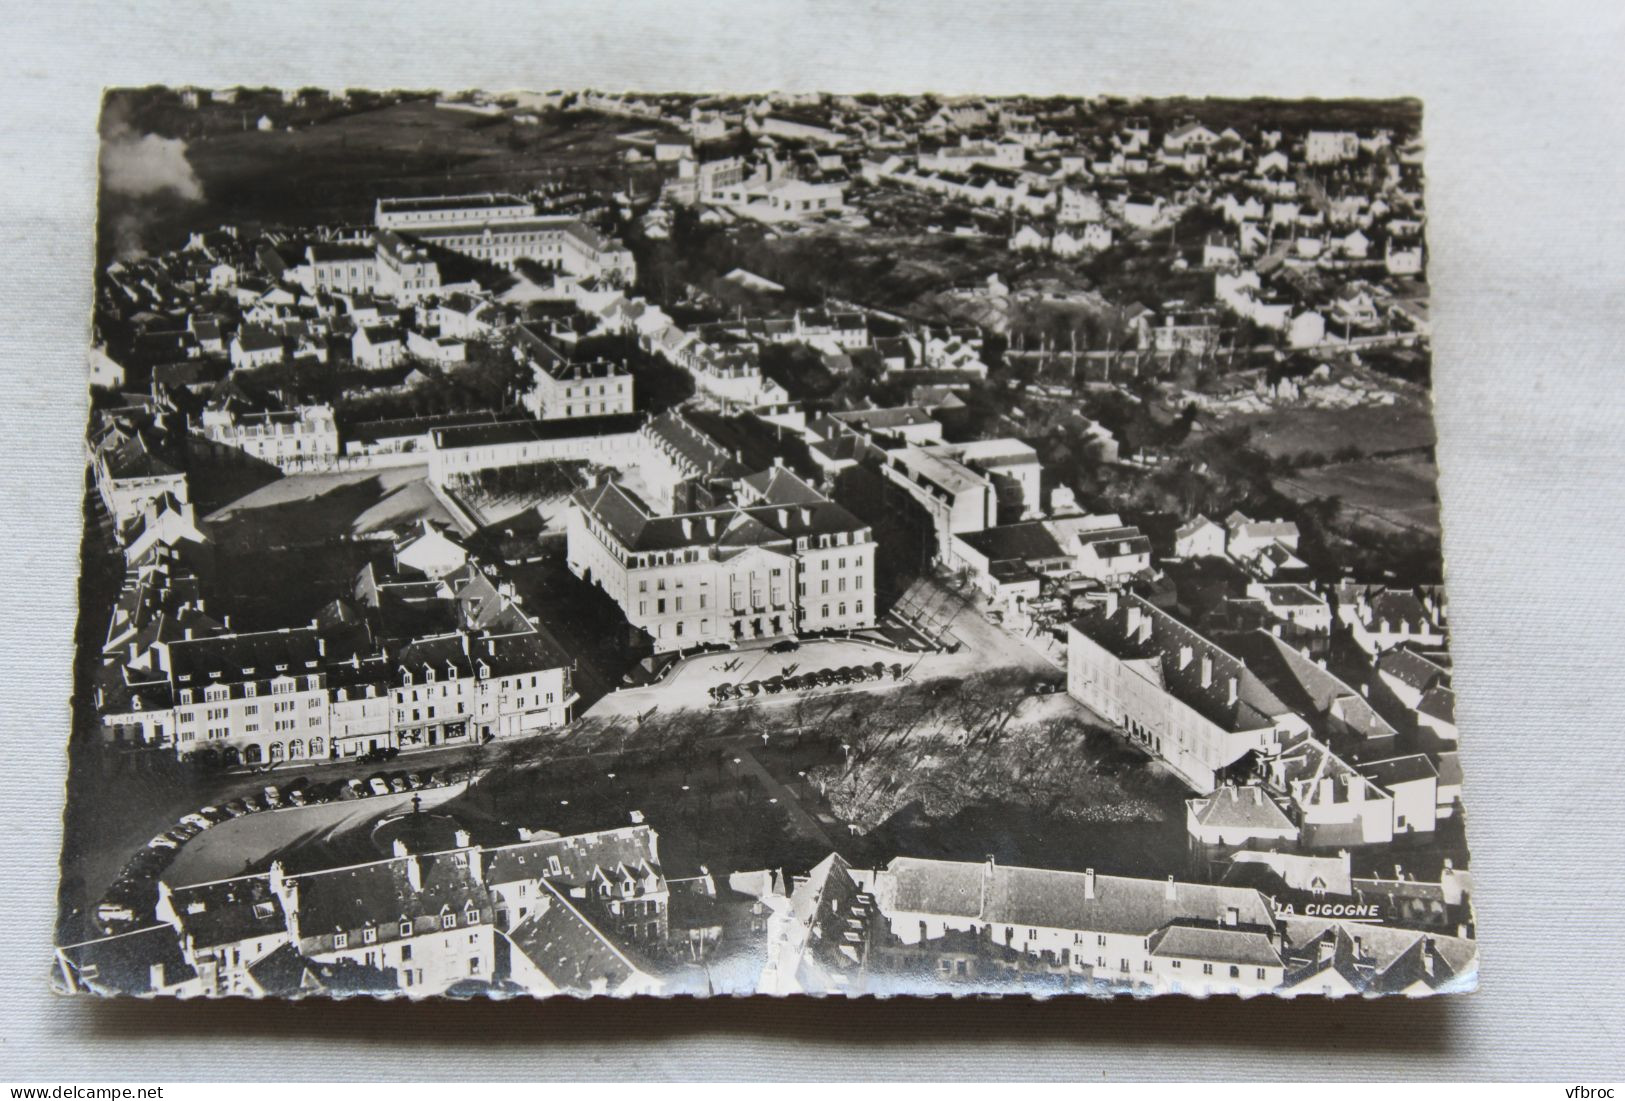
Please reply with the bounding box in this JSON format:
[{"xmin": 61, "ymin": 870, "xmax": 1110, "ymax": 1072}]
[
  {"xmin": 240, "ymin": 794, "xmax": 263, "ymax": 813},
  {"xmin": 146, "ymin": 836, "xmax": 178, "ymax": 851},
  {"xmin": 360, "ymin": 746, "xmax": 400, "ymax": 764},
  {"xmin": 262, "ymin": 786, "xmax": 283, "ymax": 808},
  {"xmin": 405, "ymin": 773, "xmax": 424, "ymax": 790},
  {"xmin": 180, "ymin": 813, "xmax": 212, "ymax": 832},
  {"xmin": 287, "ymin": 789, "xmax": 308, "ymax": 807},
  {"xmin": 223, "ymin": 800, "xmax": 249, "ymax": 818},
  {"xmin": 368, "ymin": 776, "xmax": 390, "ymax": 797},
  {"xmin": 96, "ymin": 903, "xmax": 136, "ymax": 924},
  {"xmin": 768, "ymin": 639, "xmax": 801, "ymax": 653},
  {"xmin": 340, "ymin": 779, "xmax": 365, "ymax": 800},
  {"xmin": 198, "ymin": 805, "xmax": 229, "ymax": 824}
]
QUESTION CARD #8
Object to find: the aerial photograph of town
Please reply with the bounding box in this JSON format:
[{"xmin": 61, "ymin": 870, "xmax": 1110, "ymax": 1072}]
[{"xmin": 55, "ymin": 86, "xmax": 1473, "ymax": 1001}]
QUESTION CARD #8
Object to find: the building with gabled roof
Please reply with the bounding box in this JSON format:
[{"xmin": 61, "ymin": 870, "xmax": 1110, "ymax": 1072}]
[
  {"xmin": 1067, "ymin": 593, "xmax": 1313, "ymax": 793},
  {"xmin": 1186, "ymin": 783, "xmax": 1300, "ymax": 848},
  {"xmin": 851, "ymin": 855, "xmax": 1285, "ymax": 996},
  {"xmin": 759, "ymin": 853, "xmax": 877, "ymax": 995},
  {"xmin": 567, "ymin": 469, "xmax": 876, "ymax": 651}
]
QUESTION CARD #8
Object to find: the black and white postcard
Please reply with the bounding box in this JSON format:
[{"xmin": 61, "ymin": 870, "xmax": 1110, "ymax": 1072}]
[{"xmin": 56, "ymin": 87, "xmax": 1474, "ymax": 999}]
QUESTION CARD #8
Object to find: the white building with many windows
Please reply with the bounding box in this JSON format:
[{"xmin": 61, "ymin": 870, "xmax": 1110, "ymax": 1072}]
[
  {"xmin": 1066, "ymin": 592, "xmax": 1311, "ymax": 793},
  {"xmin": 567, "ymin": 467, "xmax": 876, "ymax": 651},
  {"xmin": 515, "ymin": 323, "xmax": 634, "ymax": 420}
]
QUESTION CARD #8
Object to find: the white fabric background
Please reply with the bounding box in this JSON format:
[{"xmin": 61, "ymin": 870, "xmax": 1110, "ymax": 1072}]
[{"xmin": 1, "ymin": 0, "xmax": 1622, "ymax": 1081}]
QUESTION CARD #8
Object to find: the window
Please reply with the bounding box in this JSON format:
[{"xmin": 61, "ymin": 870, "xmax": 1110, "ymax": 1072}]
[
  {"xmin": 363, "ymin": 927, "xmax": 377, "ymax": 945},
  {"xmin": 468, "ymin": 958, "xmax": 480, "ymax": 975},
  {"xmin": 1256, "ymin": 967, "xmax": 1267, "ymax": 980},
  {"xmin": 400, "ymin": 920, "xmax": 412, "ymax": 938},
  {"xmin": 1229, "ymin": 965, "xmax": 1241, "ymax": 979},
  {"xmin": 1202, "ymin": 963, "xmax": 1214, "ymax": 976},
  {"xmin": 334, "ymin": 933, "xmax": 348, "ymax": 949},
  {"xmin": 442, "ymin": 914, "xmax": 455, "ymax": 930}
]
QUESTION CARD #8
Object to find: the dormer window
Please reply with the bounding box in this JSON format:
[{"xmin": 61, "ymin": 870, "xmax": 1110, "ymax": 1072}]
[
  {"xmin": 425, "ymin": 668, "xmax": 436, "ymax": 683},
  {"xmin": 334, "ymin": 933, "xmax": 348, "ymax": 949},
  {"xmin": 442, "ymin": 913, "xmax": 455, "ymax": 930},
  {"xmin": 399, "ymin": 919, "xmax": 412, "ymax": 937},
  {"xmin": 363, "ymin": 926, "xmax": 377, "ymax": 945}
]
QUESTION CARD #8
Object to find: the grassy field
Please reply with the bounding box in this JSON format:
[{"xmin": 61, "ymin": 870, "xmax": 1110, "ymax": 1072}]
[
  {"xmin": 104, "ymin": 100, "xmax": 655, "ymax": 259},
  {"xmin": 1275, "ymin": 454, "xmax": 1443, "ymax": 536},
  {"xmin": 1223, "ymin": 399, "xmax": 1437, "ymax": 461}
]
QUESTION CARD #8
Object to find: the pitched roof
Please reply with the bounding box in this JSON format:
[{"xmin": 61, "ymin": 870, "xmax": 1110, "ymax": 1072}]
[
  {"xmin": 1187, "ymin": 784, "xmax": 1297, "ymax": 832},
  {"xmin": 505, "ymin": 881, "xmax": 642, "ymax": 994},
  {"xmin": 1148, "ymin": 922, "xmax": 1284, "ymax": 968},
  {"xmin": 56, "ymin": 925, "xmax": 198, "ymax": 995},
  {"xmin": 872, "ymin": 856, "xmax": 1275, "ymax": 938},
  {"xmin": 956, "ymin": 522, "xmax": 1067, "ymax": 564}
]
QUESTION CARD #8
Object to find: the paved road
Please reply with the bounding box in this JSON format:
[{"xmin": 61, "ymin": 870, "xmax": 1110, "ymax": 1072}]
[
  {"xmin": 162, "ymin": 782, "xmax": 467, "ymax": 886},
  {"xmin": 734, "ymin": 748, "xmax": 840, "ymax": 852},
  {"xmin": 585, "ymin": 636, "xmax": 921, "ymax": 718}
]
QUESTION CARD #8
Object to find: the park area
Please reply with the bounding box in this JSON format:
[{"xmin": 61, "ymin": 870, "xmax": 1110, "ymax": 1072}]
[
  {"xmin": 1224, "ymin": 396, "xmax": 1437, "ymax": 463},
  {"xmin": 1275, "ymin": 453, "xmax": 1443, "ymax": 536}
]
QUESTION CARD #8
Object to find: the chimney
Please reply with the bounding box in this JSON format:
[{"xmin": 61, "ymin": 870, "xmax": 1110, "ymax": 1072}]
[
  {"xmin": 406, "ymin": 855, "xmax": 423, "ymax": 892},
  {"xmin": 1352, "ymin": 934, "xmax": 1365, "ymax": 959},
  {"xmin": 1227, "ymin": 677, "xmax": 1238, "ymax": 706},
  {"xmin": 773, "ymin": 455, "xmax": 784, "ymax": 468},
  {"xmin": 705, "ymin": 515, "xmax": 717, "ymax": 536},
  {"xmin": 1224, "ymin": 905, "xmax": 1239, "ymax": 927},
  {"xmin": 681, "ymin": 517, "xmax": 693, "ymax": 539},
  {"xmin": 800, "ymin": 506, "xmax": 813, "ymax": 525},
  {"xmin": 1317, "ymin": 936, "xmax": 1336, "ymax": 963},
  {"xmin": 1421, "ymin": 937, "xmax": 1436, "ymax": 976},
  {"xmin": 317, "ymin": 637, "xmax": 326, "ymax": 657},
  {"xmin": 1125, "ymin": 605, "xmax": 1142, "ymax": 637},
  {"xmin": 391, "ymin": 838, "xmax": 409, "ymax": 858},
  {"xmin": 223, "ymin": 614, "xmax": 231, "ymax": 630},
  {"xmin": 460, "ymin": 634, "xmax": 470, "ymax": 657},
  {"xmin": 454, "ymin": 829, "xmax": 472, "ymax": 848},
  {"xmin": 1200, "ymin": 654, "xmax": 1213, "ymax": 688},
  {"xmin": 1318, "ymin": 776, "xmax": 1335, "ymax": 805},
  {"xmin": 149, "ymin": 962, "xmax": 167, "ymax": 990},
  {"xmin": 1083, "ymin": 868, "xmax": 1095, "ymax": 900},
  {"xmin": 1164, "ymin": 875, "xmax": 1176, "ymax": 902}
]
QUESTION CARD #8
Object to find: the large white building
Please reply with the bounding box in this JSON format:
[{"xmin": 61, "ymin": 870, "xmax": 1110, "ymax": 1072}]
[
  {"xmin": 374, "ymin": 193, "xmax": 635, "ymax": 285},
  {"xmin": 375, "ymin": 193, "xmax": 535, "ymax": 230},
  {"xmin": 851, "ymin": 856, "xmax": 1287, "ymax": 996},
  {"xmin": 196, "ymin": 404, "xmax": 340, "ymax": 471},
  {"xmin": 515, "ymin": 324, "xmax": 634, "ymax": 420},
  {"xmin": 567, "ymin": 466, "xmax": 877, "ymax": 652},
  {"xmin": 1066, "ymin": 593, "xmax": 1311, "ymax": 793}
]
